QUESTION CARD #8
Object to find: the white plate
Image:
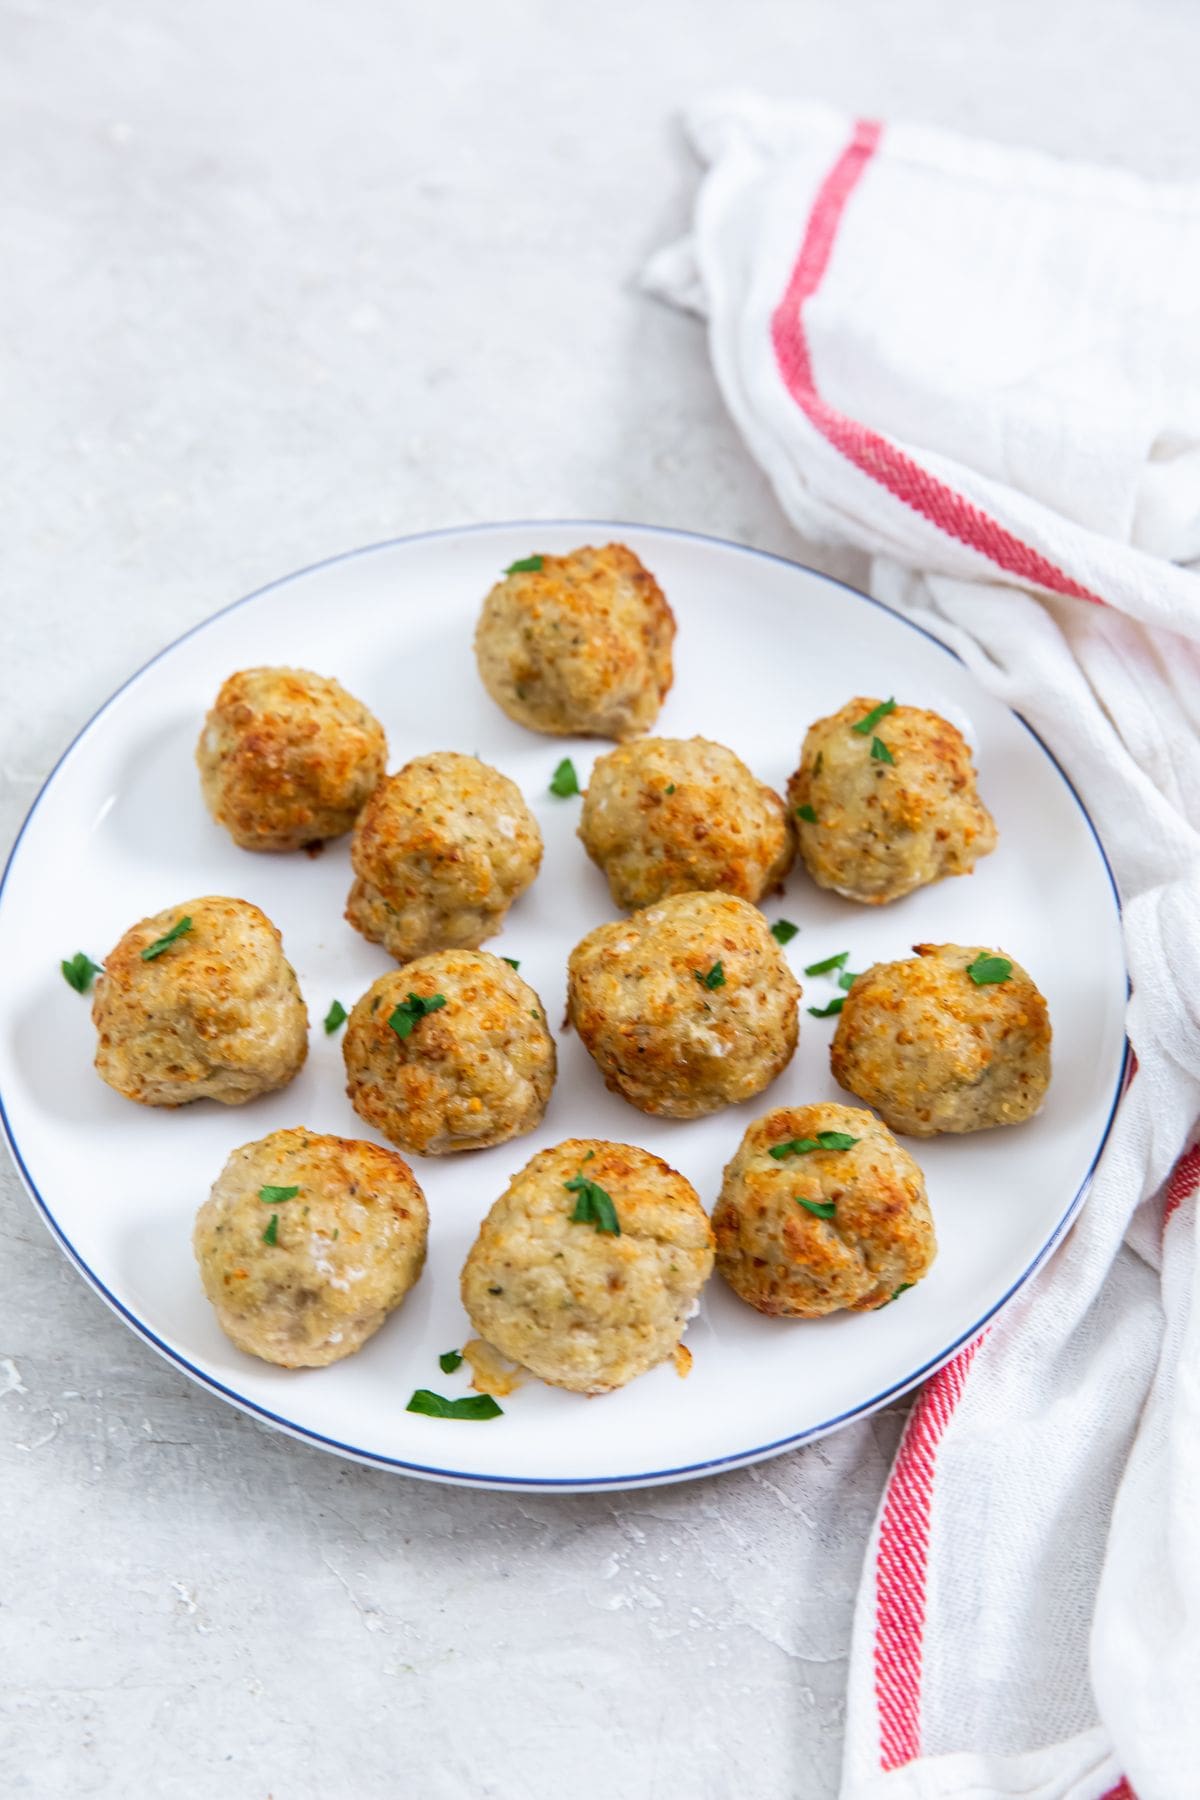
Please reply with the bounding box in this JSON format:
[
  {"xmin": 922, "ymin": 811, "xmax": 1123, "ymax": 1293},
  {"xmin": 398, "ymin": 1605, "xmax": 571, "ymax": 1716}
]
[{"xmin": 0, "ymin": 523, "xmax": 1127, "ymax": 1492}]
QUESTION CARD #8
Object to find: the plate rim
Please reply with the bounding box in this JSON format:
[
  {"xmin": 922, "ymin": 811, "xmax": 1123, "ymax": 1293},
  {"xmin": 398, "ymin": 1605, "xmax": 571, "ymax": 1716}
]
[{"xmin": 0, "ymin": 519, "xmax": 1130, "ymax": 1492}]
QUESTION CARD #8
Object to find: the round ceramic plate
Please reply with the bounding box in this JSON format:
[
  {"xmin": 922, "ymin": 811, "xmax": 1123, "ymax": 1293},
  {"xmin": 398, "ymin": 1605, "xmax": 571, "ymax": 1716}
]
[{"xmin": 0, "ymin": 523, "xmax": 1127, "ymax": 1492}]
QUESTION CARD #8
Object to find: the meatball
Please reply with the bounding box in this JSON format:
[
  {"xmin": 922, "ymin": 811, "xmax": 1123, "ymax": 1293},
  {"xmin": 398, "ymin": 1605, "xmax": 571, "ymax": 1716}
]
[
  {"xmin": 342, "ymin": 952, "xmax": 556, "ymax": 1156},
  {"xmin": 92, "ymin": 896, "xmax": 307, "ymax": 1107},
  {"xmin": 346, "ymin": 752, "xmax": 542, "ymax": 963},
  {"xmin": 196, "ymin": 666, "xmax": 387, "ymax": 852},
  {"xmin": 193, "ymin": 1127, "xmax": 428, "ymax": 1367},
  {"xmin": 578, "ymin": 736, "xmax": 794, "ymax": 910},
  {"xmin": 460, "ymin": 1138, "xmax": 714, "ymax": 1393},
  {"xmin": 788, "ymin": 696, "xmax": 996, "ymax": 904},
  {"xmin": 474, "ymin": 542, "xmax": 675, "ymax": 740},
  {"xmin": 830, "ymin": 943, "xmax": 1051, "ymax": 1136},
  {"xmin": 713, "ymin": 1103, "xmax": 936, "ymax": 1317},
  {"xmin": 567, "ymin": 891, "xmax": 801, "ymax": 1119}
]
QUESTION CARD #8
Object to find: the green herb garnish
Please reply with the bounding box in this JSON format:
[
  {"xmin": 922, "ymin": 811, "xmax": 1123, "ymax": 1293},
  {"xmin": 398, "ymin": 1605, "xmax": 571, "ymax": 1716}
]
[
  {"xmin": 796, "ymin": 1197, "xmax": 837, "ymax": 1220},
  {"xmin": 259, "ymin": 1185, "xmax": 300, "ymax": 1204},
  {"xmin": 505, "ymin": 554, "xmax": 544, "ymax": 574},
  {"xmin": 262, "ymin": 1214, "xmax": 279, "ymax": 1245},
  {"xmin": 890, "ymin": 1282, "xmax": 914, "ymax": 1303},
  {"xmin": 549, "ymin": 757, "xmax": 580, "ymax": 798},
  {"xmin": 406, "ymin": 1389, "xmax": 503, "ymax": 1421},
  {"xmin": 664, "ymin": 783, "xmax": 676, "ymax": 795},
  {"xmin": 804, "ymin": 950, "xmax": 849, "ymax": 977},
  {"xmin": 870, "ymin": 736, "xmax": 895, "ymax": 765},
  {"xmin": 770, "ymin": 1131, "xmax": 859, "ymax": 1159},
  {"xmin": 852, "ymin": 698, "xmax": 896, "ymax": 736},
  {"xmin": 388, "ymin": 992, "xmax": 448, "ymax": 1039},
  {"xmin": 501, "ymin": 957, "xmax": 520, "ymax": 970},
  {"xmin": 565, "ymin": 1173, "xmax": 621, "ymax": 1235},
  {"xmin": 323, "ymin": 999, "xmax": 348, "ymax": 1034},
  {"xmin": 439, "ymin": 1349, "xmax": 464, "ymax": 1374},
  {"xmin": 967, "ymin": 953, "xmax": 1013, "ymax": 986},
  {"xmin": 795, "ymin": 803, "xmax": 819, "ymax": 824},
  {"xmin": 140, "ymin": 916, "xmax": 192, "ymax": 961},
  {"xmin": 61, "ymin": 952, "xmax": 101, "ymax": 994},
  {"xmin": 838, "ymin": 970, "xmax": 861, "ymax": 991},
  {"xmin": 808, "ymin": 997, "xmax": 845, "ymax": 1018},
  {"xmin": 694, "ymin": 960, "xmax": 725, "ymax": 991},
  {"xmin": 770, "ymin": 919, "xmax": 799, "ymax": 945}
]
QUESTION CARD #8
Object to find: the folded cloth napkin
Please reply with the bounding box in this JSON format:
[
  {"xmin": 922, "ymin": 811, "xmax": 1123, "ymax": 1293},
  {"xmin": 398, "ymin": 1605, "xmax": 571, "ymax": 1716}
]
[{"xmin": 647, "ymin": 97, "xmax": 1200, "ymax": 1800}]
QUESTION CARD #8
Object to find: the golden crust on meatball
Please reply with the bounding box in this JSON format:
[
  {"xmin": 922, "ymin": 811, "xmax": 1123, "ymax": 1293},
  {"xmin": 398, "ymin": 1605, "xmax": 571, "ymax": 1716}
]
[
  {"xmin": 567, "ymin": 891, "xmax": 801, "ymax": 1119},
  {"xmin": 193, "ymin": 1127, "xmax": 428, "ymax": 1367},
  {"xmin": 346, "ymin": 752, "xmax": 542, "ymax": 963},
  {"xmin": 578, "ymin": 736, "xmax": 794, "ymax": 909},
  {"xmin": 713, "ymin": 1103, "xmax": 936, "ymax": 1317},
  {"xmin": 788, "ymin": 696, "xmax": 996, "ymax": 905},
  {"xmin": 342, "ymin": 951, "xmax": 556, "ymax": 1156},
  {"xmin": 830, "ymin": 943, "xmax": 1051, "ymax": 1136},
  {"xmin": 460, "ymin": 1138, "xmax": 714, "ymax": 1394},
  {"xmin": 92, "ymin": 896, "xmax": 308, "ymax": 1107},
  {"xmin": 196, "ymin": 666, "xmax": 387, "ymax": 852},
  {"xmin": 474, "ymin": 543, "xmax": 675, "ymax": 740}
]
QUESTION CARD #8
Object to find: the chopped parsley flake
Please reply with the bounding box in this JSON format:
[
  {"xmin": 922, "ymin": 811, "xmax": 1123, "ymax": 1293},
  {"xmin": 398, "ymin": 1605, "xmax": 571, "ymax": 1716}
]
[
  {"xmin": 140, "ymin": 916, "xmax": 192, "ymax": 961},
  {"xmin": 323, "ymin": 999, "xmax": 348, "ymax": 1034},
  {"xmin": 565, "ymin": 1173, "xmax": 621, "ymax": 1235},
  {"xmin": 664, "ymin": 783, "xmax": 676, "ymax": 795},
  {"xmin": 890, "ymin": 1282, "xmax": 914, "ymax": 1303},
  {"xmin": 808, "ymin": 997, "xmax": 845, "ymax": 1018},
  {"xmin": 407, "ymin": 1389, "xmax": 503, "ymax": 1421},
  {"xmin": 804, "ymin": 950, "xmax": 849, "ymax": 977},
  {"xmin": 851, "ymin": 698, "xmax": 896, "ymax": 736},
  {"xmin": 259, "ymin": 1185, "xmax": 300, "ymax": 1203},
  {"xmin": 505, "ymin": 554, "xmax": 544, "ymax": 574},
  {"xmin": 262, "ymin": 1214, "xmax": 279, "ymax": 1245},
  {"xmin": 870, "ymin": 736, "xmax": 895, "ymax": 764},
  {"xmin": 439, "ymin": 1349, "xmax": 464, "ymax": 1374},
  {"xmin": 501, "ymin": 957, "xmax": 520, "ymax": 970},
  {"xmin": 769, "ymin": 1131, "xmax": 859, "ymax": 1159},
  {"xmin": 967, "ymin": 953, "xmax": 1013, "ymax": 985},
  {"xmin": 549, "ymin": 757, "xmax": 580, "ymax": 798},
  {"xmin": 770, "ymin": 919, "xmax": 800, "ymax": 945},
  {"xmin": 694, "ymin": 960, "xmax": 725, "ymax": 991},
  {"xmin": 795, "ymin": 803, "xmax": 819, "ymax": 824},
  {"xmin": 838, "ymin": 970, "xmax": 861, "ymax": 991},
  {"xmin": 796, "ymin": 1197, "xmax": 837, "ymax": 1220},
  {"xmin": 388, "ymin": 992, "xmax": 448, "ymax": 1039},
  {"xmin": 61, "ymin": 951, "xmax": 101, "ymax": 994}
]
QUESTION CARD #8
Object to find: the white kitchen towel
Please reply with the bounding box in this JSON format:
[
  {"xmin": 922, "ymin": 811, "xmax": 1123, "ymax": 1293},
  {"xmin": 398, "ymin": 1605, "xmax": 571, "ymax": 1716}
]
[{"xmin": 646, "ymin": 98, "xmax": 1200, "ymax": 1800}]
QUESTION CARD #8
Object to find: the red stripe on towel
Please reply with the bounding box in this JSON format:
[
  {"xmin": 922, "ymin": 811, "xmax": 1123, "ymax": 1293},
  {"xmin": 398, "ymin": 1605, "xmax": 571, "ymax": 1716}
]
[
  {"xmin": 1164, "ymin": 1141, "xmax": 1200, "ymax": 1227},
  {"xmin": 769, "ymin": 120, "xmax": 1107, "ymax": 608},
  {"xmin": 873, "ymin": 1336, "xmax": 984, "ymax": 1769}
]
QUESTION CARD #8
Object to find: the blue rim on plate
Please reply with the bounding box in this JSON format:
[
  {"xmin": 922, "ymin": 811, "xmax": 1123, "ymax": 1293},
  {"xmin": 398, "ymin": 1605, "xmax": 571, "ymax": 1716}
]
[{"xmin": 0, "ymin": 522, "xmax": 1129, "ymax": 1491}]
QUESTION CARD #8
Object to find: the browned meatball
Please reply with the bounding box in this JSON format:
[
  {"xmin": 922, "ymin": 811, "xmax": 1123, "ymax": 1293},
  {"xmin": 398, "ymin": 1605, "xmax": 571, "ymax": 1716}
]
[
  {"xmin": 713, "ymin": 1103, "xmax": 936, "ymax": 1316},
  {"xmin": 92, "ymin": 896, "xmax": 307, "ymax": 1107},
  {"xmin": 193, "ymin": 1128, "xmax": 427, "ymax": 1367},
  {"xmin": 342, "ymin": 952, "xmax": 556, "ymax": 1156},
  {"xmin": 474, "ymin": 543, "xmax": 675, "ymax": 739},
  {"xmin": 788, "ymin": 696, "xmax": 996, "ymax": 904},
  {"xmin": 567, "ymin": 891, "xmax": 801, "ymax": 1119},
  {"xmin": 346, "ymin": 752, "xmax": 542, "ymax": 963},
  {"xmin": 196, "ymin": 666, "xmax": 386, "ymax": 851},
  {"xmin": 830, "ymin": 943, "xmax": 1052, "ymax": 1136},
  {"xmin": 460, "ymin": 1138, "xmax": 714, "ymax": 1393},
  {"xmin": 578, "ymin": 736, "xmax": 794, "ymax": 909}
]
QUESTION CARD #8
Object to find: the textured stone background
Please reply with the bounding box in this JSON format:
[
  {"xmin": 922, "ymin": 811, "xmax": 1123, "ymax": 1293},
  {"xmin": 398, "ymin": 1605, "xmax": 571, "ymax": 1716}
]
[{"xmin": 2, "ymin": 3, "xmax": 1196, "ymax": 1793}]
